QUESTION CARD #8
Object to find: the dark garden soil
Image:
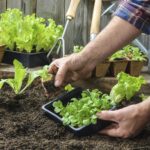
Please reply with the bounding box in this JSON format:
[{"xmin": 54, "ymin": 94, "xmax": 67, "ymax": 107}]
[{"xmin": 0, "ymin": 81, "xmax": 150, "ymax": 150}]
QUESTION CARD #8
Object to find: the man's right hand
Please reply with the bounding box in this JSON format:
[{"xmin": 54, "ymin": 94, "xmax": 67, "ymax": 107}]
[
  {"xmin": 48, "ymin": 16, "xmax": 141, "ymax": 87},
  {"xmin": 48, "ymin": 52, "xmax": 96, "ymax": 87}
]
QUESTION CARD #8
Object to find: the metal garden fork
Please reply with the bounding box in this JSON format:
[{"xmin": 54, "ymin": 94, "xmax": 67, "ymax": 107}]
[{"xmin": 47, "ymin": 0, "xmax": 81, "ymax": 61}]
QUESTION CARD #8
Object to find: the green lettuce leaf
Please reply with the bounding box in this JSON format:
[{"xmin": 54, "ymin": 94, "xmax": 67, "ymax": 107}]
[
  {"xmin": 0, "ymin": 9, "xmax": 63, "ymax": 53},
  {"xmin": 0, "ymin": 60, "xmax": 53, "ymax": 95},
  {"xmin": 53, "ymin": 89, "xmax": 111, "ymax": 127},
  {"xmin": 0, "ymin": 59, "xmax": 27, "ymax": 94},
  {"xmin": 110, "ymin": 72, "xmax": 146, "ymax": 105},
  {"xmin": 20, "ymin": 65, "xmax": 52, "ymax": 93},
  {"xmin": 73, "ymin": 45, "xmax": 84, "ymax": 53}
]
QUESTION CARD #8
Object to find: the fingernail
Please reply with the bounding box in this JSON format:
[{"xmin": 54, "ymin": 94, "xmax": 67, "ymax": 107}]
[
  {"xmin": 55, "ymin": 80, "xmax": 60, "ymax": 87},
  {"xmin": 100, "ymin": 111, "xmax": 106, "ymax": 114},
  {"xmin": 96, "ymin": 111, "xmax": 105, "ymax": 117},
  {"xmin": 96, "ymin": 112, "xmax": 101, "ymax": 116}
]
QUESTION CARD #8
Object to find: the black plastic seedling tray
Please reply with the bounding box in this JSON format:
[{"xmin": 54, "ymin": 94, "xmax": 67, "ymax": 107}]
[
  {"xmin": 42, "ymin": 87, "xmax": 112, "ymax": 136},
  {"xmin": 2, "ymin": 49, "xmax": 50, "ymax": 68}
]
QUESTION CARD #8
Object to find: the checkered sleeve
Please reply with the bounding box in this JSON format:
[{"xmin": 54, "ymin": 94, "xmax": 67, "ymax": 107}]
[{"xmin": 114, "ymin": 0, "xmax": 150, "ymax": 34}]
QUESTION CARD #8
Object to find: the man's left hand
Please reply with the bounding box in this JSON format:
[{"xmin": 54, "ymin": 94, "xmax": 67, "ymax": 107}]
[{"xmin": 97, "ymin": 103, "xmax": 149, "ymax": 138}]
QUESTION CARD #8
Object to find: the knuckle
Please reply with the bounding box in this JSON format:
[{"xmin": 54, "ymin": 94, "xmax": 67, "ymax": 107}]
[
  {"xmin": 86, "ymin": 72, "xmax": 92, "ymax": 78},
  {"xmin": 120, "ymin": 131, "xmax": 133, "ymax": 139},
  {"xmin": 64, "ymin": 61, "xmax": 69, "ymax": 67},
  {"xmin": 117, "ymin": 116, "xmax": 122, "ymax": 122},
  {"xmin": 114, "ymin": 112, "xmax": 123, "ymax": 122}
]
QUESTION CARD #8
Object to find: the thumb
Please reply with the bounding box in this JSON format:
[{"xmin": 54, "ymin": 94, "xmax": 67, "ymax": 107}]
[
  {"xmin": 55, "ymin": 64, "xmax": 67, "ymax": 87},
  {"xmin": 97, "ymin": 110, "xmax": 118, "ymax": 122},
  {"xmin": 99, "ymin": 123, "xmax": 121, "ymax": 137}
]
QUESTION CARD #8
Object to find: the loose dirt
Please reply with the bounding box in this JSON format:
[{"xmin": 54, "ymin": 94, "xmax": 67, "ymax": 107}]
[{"xmin": 0, "ymin": 83, "xmax": 150, "ymax": 150}]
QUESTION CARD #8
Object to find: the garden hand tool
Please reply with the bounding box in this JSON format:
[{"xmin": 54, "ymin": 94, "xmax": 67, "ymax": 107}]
[
  {"xmin": 90, "ymin": 0, "xmax": 107, "ymax": 78},
  {"xmin": 90, "ymin": 0, "xmax": 102, "ymax": 41},
  {"xmin": 47, "ymin": 0, "xmax": 81, "ymax": 60},
  {"xmin": 132, "ymin": 39, "xmax": 148, "ymax": 55},
  {"xmin": 101, "ymin": 1, "xmax": 117, "ymax": 17}
]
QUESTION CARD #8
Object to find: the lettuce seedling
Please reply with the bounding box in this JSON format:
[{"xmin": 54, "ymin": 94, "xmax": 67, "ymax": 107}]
[
  {"xmin": 73, "ymin": 45, "xmax": 84, "ymax": 53},
  {"xmin": 20, "ymin": 65, "xmax": 53, "ymax": 93},
  {"xmin": 0, "ymin": 60, "xmax": 53, "ymax": 95},
  {"xmin": 110, "ymin": 72, "xmax": 146, "ymax": 105},
  {"xmin": 34, "ymin": 66, "xmax": 55, "ymax": 96},
  {"xmin": 0, "ymin": 59, "xmax": 27, "ymax": 94},
  {"xmin": 109, "ymin": 50, "xmax": 127, "ymax": 61},
  {"xmin": 53, "ymin": 89, "xmax": 111, "ymax": 127},
  {"xmin": 0, "ymin": 9, "xmax": 23, "ymax": 50},
  {"xmin": 0, "ymin": 9, "xmax": 63, "ymax": 53},
  {"xmin": 64, "ymin": 84, "xmax": 74, "ymax": 92},
  {"xmin": 109, "ymin": 45, "xmax": 147, "ymax": 61}
]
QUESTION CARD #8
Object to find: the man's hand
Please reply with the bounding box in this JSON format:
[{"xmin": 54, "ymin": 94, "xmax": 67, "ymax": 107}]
[
  {"xmin": 48, "ymin": 53, "xmax": 97, "ymax": 87},
  {"xmin": 48, "ymin": 16, "xmax": 140, "ymax": 87},
  {"xmin": 97, "ymin": 101, "xmax": 150, "ymax": 138}
]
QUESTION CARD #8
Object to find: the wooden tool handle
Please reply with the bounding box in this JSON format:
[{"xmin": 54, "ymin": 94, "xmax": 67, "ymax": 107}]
[
  {"xmin": 66, "ymin": 0, "xmax": 80, "ymax": 20},
  {"xmin": 90, "ymin": 0, "xmax": 102, "ymax": 34}
]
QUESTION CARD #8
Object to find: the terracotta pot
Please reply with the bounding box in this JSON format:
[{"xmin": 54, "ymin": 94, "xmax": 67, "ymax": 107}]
[
  {"xmin": 110, "ymin": 60, "xmax": 128, "ymax": 77},
  {"xmin": 95, "ymin": 62, "xmax": 110, "ymax": 77},
  {"xmin": 126, "ymin": 61, "xmax": 144, "ymax": 76},
  {"xmin": 0, "ymin": 45, "xmax": 5, "ymax": 63}
]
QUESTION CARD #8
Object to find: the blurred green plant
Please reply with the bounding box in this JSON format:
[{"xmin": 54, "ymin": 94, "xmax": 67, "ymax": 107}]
[
  {"xmin": 109, "ymin": 45, "xmax": 147, "ymax": 61},
  {"xmin": 0, "ymin": 9, "xmax": 63, "ymax": 53}
]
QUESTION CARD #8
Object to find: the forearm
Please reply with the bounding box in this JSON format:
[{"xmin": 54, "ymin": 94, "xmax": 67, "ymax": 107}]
[{"xmin": 80, "ymin": 16, "xmax": 141, "ymax": 65}]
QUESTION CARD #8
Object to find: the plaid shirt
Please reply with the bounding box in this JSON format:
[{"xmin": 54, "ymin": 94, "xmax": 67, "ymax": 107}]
[{"xmin": 114, "ymin": 0, "xmax": 150, "ymax": 34}]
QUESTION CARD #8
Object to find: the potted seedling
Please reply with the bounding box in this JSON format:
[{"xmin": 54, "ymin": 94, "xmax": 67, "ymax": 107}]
[
  {"xmin": 42, "ymin": 72, "xmax": 146, "ymax": 136},
  {"xmin": 95, "ymin": 60, "xmax": 110, "ymax": 78},
  {"xmin": 109, "ymin": 50, "xmax": 128, "ymax": 77},
  {"xmin": 0, "ymin": 9, "xmax": 63, "ymax": 68},
  {"xmin": 123, "ymin": 45, "xmax": 147, "ymax": 76}
]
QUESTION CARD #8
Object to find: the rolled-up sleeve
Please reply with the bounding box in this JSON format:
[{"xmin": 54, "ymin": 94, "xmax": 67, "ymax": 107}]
[{"xmin": 114, "ymin": 0, "xmax": 150, "ymax": 34}]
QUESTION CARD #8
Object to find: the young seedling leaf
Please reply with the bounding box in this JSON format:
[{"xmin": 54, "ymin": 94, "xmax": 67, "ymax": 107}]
[
  {"xmin": 64, "ymin": 84, "xmax": 74, "ymax": 92},
  {"xmin": 0, "ymin": 59, "xmax": 27, "ymax": 94},
  {"xmin": 110, "ymin": 72, "xmax": 146, "ymax": 105},
  {"xmin": 53, "ymin": 89, "xmax": 111, "ymax": 127}
]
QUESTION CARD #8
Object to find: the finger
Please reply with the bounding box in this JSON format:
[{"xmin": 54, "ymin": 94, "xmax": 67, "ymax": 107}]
[
  {"xmin": 64, "ymin": 71, "xmax": 80, "ymax": 83},
  {"xmin": 71, "ymin": 72, "xmax": 80, "ymax": 81},
  {"xmin": 99, "ymin": 128, "xmax": 121, "ymax": 138},
  {"xmin": 78, "ymin": 69, "xmax": 92, "ymax": 79},
  {"xmin": 99, "ymin": 123, "xmax": 120, "ymax": 137},
  {"xmin": 48, "ymin": 62, "xmax": 59, "ymax": 74},
  {"xmin": 63, "ymin": 73, "xmax": 74, "ymax": 84},
  {"xmin": 50, "ymin": 65, "xmax": 58, "ymax": 74},
  {"xmin": 99, "ymin": 125, "xmax": 134, "ymax": 138},
  {"xmin": 55, "ymin": 64, "xmax": 68, "ymax": 87},
  {"xmin": 97, "ymin": 110, "xmax": 119, "ymax": 122}
]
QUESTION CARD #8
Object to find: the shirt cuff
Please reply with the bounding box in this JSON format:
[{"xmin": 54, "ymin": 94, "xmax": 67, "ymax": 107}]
[{"xmin": 114, "ymin": 1, "xmax": 150, "ymax": 34}]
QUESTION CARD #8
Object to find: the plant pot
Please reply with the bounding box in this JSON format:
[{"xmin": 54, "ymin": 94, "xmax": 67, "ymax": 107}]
[
  {"xmin": 42, "ymin": 88, "xmax": 112, "ymax": 136},
  {"xmin": 0, "ymin": 45, "xmax": 5, "ymax": 63},
  {"xmin": 109, "ymin": 60, "xmax": 128, "ymax": 77},
  {"xmin": 2, "ymin": 49, "xmax": 50, "ymax": 68},
  {"xmin": 126, "ymin": 61, "xmax": 144, "ymax": 76},
  {"xmin": 95, "ymin": 62, "xmax": 110, "ymax": 77}
]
